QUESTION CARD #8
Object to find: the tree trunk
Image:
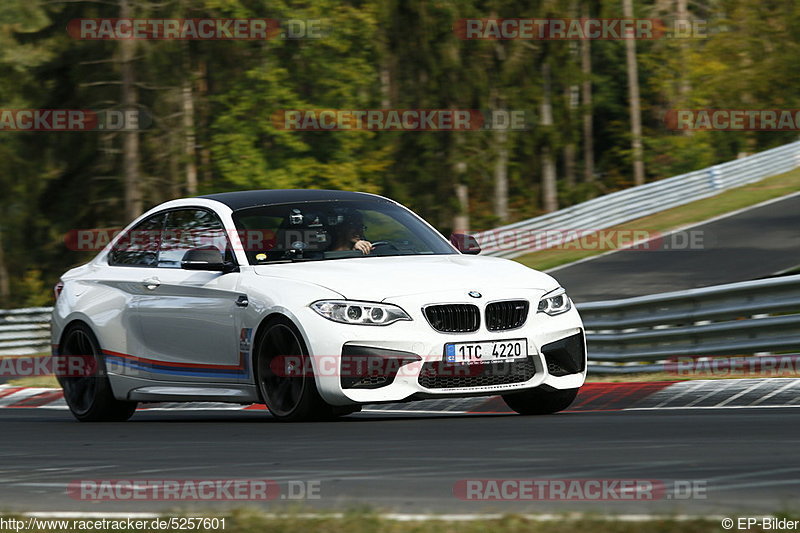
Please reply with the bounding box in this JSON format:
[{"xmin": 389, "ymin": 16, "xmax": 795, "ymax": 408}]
[
  {"xmin": 623, "ymin": 0, "xmax": 646, "ymax": 186},
  {"xmin": 581, "ymin": 0, "xmax": 595, "ymax": 183},
  {"xmin": 563, "ymin": 2, "xmax": 578, "ymax": 188},
  {"xmin": 453, "ymin": 181, "xmax": 469, "ymax": 234},
  {"xmin": 195, "ymin": 58, "xmax": 213, "ymax": 188},
  {"xmin": 0, "ymin": 230, "xmax": 9, "ymax": 305},
  {"xmin": 676, "ymin": 0, "xmax": 693, "ymax": 137},
  {"xmin": 182, "ymin": 46, "xmax": 198, "ymax": 196},
  {"xmin": 677, "ymin": 0, "xmax": 690, "ymax": 101},
  {"xmin": 120, "ymin": 0, "xmax": 142, "ymax": 219},
  {"xmin": 169, "ymin": 127, "xmax": 181, "ymax": 199},
  {"xmin": 541, "ymin": 61, "xmax": 558, "ymax": 213},
  {"xmin": 490, "ymin": 89, "xmax": 509, "ymax": 223},
  {"xmin": 541, "ymin": 147, "xmax": 557, "ymax": 213},
  {"xmin": 380, "ymin": 62, "xmax": 391, "ymax": 108},
  {"xmin": 564, "ymin": 81, "xmax": 578, "ymax": 188},
  {"xmin": 493, "ymin": 127, "xmax": 509, "ymax": 222},
  {"xmin": 563, "ymin": 141, "xmax": 576, "ymax": 189}
]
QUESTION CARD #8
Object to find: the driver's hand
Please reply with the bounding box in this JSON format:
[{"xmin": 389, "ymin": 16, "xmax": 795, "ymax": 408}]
[{"xmin": 354, "ymin": 240, "xmax": 373, "ymax": 255}]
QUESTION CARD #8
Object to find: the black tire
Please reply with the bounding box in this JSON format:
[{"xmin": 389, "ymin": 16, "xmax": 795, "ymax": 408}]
[
  {"xmin": 254, "ymin": 316, "xmax": 344, "ymax": 422},
  {"xmin": 56, "ymin": 323, "xmax": 138, "ymax": 422},
  {"xmin": 502, "ymin": 386, "xmax": 579, "ymax": 415}
]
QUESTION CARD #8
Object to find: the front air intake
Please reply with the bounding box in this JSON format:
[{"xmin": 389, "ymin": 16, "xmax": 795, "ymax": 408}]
[
  {"xmin": 424, "ymin": 304, "xmax": 480, "ymax": 333},
  {"xmin": 485, "ymin": 300, "xmax": 529, "ymax": 331}
]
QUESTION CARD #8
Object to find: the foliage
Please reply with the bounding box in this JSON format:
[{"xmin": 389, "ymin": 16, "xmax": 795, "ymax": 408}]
[{"xmin": 0, "ymin": 0, "xmax": 796, "ymax": 305}]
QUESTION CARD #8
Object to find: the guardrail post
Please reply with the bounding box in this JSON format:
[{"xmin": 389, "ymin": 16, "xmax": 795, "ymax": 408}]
[{"xmin": 707, "ymin": 165, "xmax": 722, "ymax": 191}]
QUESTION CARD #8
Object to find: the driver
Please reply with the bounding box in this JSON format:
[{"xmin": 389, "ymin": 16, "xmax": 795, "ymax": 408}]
[{"xmin": 331, "ymin": 213, "xmax": 373, "ymax": 255}]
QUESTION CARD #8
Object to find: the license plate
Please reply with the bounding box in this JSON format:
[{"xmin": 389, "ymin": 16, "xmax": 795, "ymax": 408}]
[{"xmin": 444, "ymin": 339, "xmax": 527, "ymax": 365}]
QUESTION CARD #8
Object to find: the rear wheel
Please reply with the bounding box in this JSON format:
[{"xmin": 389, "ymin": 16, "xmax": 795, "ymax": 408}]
[
  {"xmin": 57, "ymin": 323, "xmax": 137, "ymax": 422},
  {"xmin": 255, "ymin": 317, "xmax": 349, "ymax": 422},
  {"xmin": 502, "ymin": 386, "xmax": 579, "ymax": 415}
]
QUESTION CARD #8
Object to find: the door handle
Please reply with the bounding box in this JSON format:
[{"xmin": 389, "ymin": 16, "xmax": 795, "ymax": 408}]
[
  {"xmin": 142, "ymin": 277, "xmax": 161, "ymax": 290},
  {"xmin": 235, "ymin": 295, "xmax": 249, "ymax": 308}
]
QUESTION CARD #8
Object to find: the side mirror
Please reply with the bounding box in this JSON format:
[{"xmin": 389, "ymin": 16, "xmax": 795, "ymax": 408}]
[
  {"xmin": 450, "ymin": 233, "xmax": 481, "ymax": 255},
  {"xmin": 181, "ymin": 247, "xmax": 237, "ymax": 273}
]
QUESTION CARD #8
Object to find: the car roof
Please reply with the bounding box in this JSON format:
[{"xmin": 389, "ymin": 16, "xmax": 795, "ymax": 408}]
[{"xmin": 198, "ymin": 189, "xmax": 392, "ymax": 211}]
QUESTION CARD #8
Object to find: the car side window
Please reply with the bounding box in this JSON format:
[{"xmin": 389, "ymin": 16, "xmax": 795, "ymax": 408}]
[
  {"xmin": 159, "ymin": 208, "xmax": 233, "ymax": 268},
  {"xmin": 108, "ymin": 213, "xmax": 165, "ymax": 267}
]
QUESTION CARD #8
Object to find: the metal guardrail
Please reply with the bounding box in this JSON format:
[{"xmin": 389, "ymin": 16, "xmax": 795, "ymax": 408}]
[
  {"xmin": 476, "ymin": 140, "xmax": 800, "ymax": 258},
  {"xmin": 2, "ymin": 274, "xmax": 799, "ymax": 375},
  {"xmin": 578, "ymin": 275, "xmax": 800, "ymax": 373},
  {"xmin": 0, "ymin": 307, "xmax": 52, "ymax": 356},
  {"xmin": 3, "ymin": 140, "xmax": 800, "ymax": 358}
]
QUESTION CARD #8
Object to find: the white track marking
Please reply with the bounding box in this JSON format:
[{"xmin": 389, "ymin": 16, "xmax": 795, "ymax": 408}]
[
  {"xmin": 651, "ymin": 380, "xmax": 707, "ymax": 408},
  {"xmin": 361, "ymin": 409, "xmax": 470, "ymax": 415},
  {"xmin": 713, "ymin": 380, "xmax": 769, "ymax": 407},
  {"xmin": 684, "ymin": 379, "xmax": 741, "ymax": 407},
  {"xmin": 137, "ymin": 407, "xmax": 249, "ymax": 411},
  {"xmin": 703, "ymin": 467, "xmax": 800, "ymax": 484},
  {"xmin": 0, "ymin": 388, "xmax": 54, "ymax": 406},
  {"xmin": 5, "ymin": 379, "xmax": 800, "ymax": 412},
  {"xmin": 711, "ymin": 479, "xmax": 800, "ymax": 492},
  {"xmin": 749, "ymin": 379, "xmax": 800, "ymax": 406},
  {"xmin": 627, "ymin": 404, "xmax": 800, "ymax": 410}
]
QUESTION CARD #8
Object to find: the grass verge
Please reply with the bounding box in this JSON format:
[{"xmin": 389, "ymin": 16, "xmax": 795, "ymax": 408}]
[
  {"xmin": 5, "ymin": 375, "xmax": 60, "ymax": 388},
  {"xmin": 514, "ymin": 167, "xmax": 800, "ymax": 271}
]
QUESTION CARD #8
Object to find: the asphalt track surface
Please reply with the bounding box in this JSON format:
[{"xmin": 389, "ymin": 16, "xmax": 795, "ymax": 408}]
[
  {"xmin": 3, "ymin": 197, "xmax": 800, "ymax": 517},
  {"xmin": 550, "ymin": 193, "xmax": 800, "ymax": 302},
  {"xmin": 1, "ymin": 406, "xmax": 798, "ymax": 515}
]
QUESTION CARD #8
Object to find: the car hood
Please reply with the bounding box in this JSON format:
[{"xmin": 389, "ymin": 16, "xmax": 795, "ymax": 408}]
[{"xmin": 252, "ymin": 254, "xmax": 559, "ymax": 301}]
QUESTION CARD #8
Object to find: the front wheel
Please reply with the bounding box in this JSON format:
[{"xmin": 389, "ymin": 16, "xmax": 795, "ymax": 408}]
[
  {"xmin": 57, "ymin": 323, "xmax": 138, "ymax": 422},
  {"xmin": 502, "ymin": 386, "xmax": 579, "ymax": 415},
  {"xmin": 255, "ymin": 317, "xmax": 348, "ymax": 422}
]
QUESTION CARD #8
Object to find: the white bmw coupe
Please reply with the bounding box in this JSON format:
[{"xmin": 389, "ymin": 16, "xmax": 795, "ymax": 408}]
[{"xmin": 52, "ymin": 190, "xmax": 586, "ymax": 422}]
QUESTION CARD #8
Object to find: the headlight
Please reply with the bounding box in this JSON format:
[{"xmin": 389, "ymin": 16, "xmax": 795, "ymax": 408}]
[
  {"xmin": 311, "ymin": 300, "xmax": 412, "ymax": 326},
  {"xmin": 537, "ymin": 288, "xmax": 572, "ymax": 316}
]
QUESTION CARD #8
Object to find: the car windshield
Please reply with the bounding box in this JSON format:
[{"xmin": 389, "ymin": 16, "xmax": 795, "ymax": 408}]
[{"xmin": 232, "ymin": 200, "xmax": 457, "ymax": 264}]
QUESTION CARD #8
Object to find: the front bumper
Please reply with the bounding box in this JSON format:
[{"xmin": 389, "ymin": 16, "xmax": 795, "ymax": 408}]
[{"xmin": 297, "ymin": 288, "xmax": 587, "ymax": 406}]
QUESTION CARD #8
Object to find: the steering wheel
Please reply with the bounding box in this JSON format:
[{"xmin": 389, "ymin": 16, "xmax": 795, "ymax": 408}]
[{"xmin": 369, "ymin": 240, "xmax": 400, "ymax": 252}]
